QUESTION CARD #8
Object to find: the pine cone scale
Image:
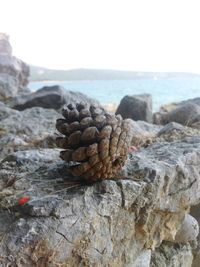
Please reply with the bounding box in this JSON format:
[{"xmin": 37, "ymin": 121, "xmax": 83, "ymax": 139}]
[{"xmin": 56, "ymin": 103, "xmax": 133, "ymax": 182}]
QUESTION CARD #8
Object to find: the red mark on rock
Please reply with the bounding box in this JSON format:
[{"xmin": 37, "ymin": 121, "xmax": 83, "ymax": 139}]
[
  {"xmin": 18, "ymin": 196, "xmax": 30, "ymax": 205},
  {"xmin": 128, "ymin": 146, "xmax": 138, "ymax": 153}
]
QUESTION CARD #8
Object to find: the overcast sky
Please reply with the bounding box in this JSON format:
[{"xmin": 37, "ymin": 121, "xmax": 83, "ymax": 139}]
[{"xmin": 1, "ymin": 0, "xmax": 200, "ymax": 73}]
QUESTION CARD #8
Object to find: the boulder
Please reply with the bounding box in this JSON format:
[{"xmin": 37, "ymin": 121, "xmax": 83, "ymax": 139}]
[
  {"xmin": 1, "ymin": 135, "xmax": 200, "ymax": 266},
  {"xmin": 0, "ymin": 33, "xmax": 12, "ymax": 55},
  {"xmin": 116, "ymin": 94, "xmax": 153, "ymax": 123},
  {"xmin": 151, "ymin": 242, "xmax": 193, "ymax": 267},
  {"xmin": 0, "ymin": 106, "xmax": 60, "ymax": 159},
  {"xmin": 9, "ymin": 85, "xmax": 99, "ymax": 111},
  {"xmin": 174, "ymin": 214, "xmax": 199, "ymax": 243},
  {"xmin": 0, "ymin": 33, "xmax": 30, "ymax": 100},
  {"xmin": 154, "ymin": 97, "xmax": 200, "ymax": 127},
  {"xmin": 156, "ymin": 122, "xmax": 200, "ymax": 143}
]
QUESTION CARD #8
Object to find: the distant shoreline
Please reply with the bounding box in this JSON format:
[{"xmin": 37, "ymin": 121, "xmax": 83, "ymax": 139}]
[{"xmin": 30, "ymin": 66, "xmax": 200, "ymax": 82}]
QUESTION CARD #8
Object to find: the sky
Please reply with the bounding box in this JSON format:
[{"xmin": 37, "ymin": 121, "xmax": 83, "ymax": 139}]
[{"xmin": 1, "ymin": 0, "xmax": 200, "ymax": 73}]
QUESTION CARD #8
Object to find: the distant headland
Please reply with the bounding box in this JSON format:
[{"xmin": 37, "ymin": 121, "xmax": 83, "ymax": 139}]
[{"xmin": 30, "ymin": 65, "xmax": 200, "ymax": 82}]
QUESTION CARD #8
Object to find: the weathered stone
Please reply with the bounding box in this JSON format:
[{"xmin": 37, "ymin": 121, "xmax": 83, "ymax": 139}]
[
  {"xmin": 0, "ymin": 107, "xmax": 60, "ymax": 159},
  {"xmin": 151, "ymin": 242, "xmax": 193, "ymax": 267},
  {"xmin": 0, "ymin": 101, "xmax": 18, "ymax": 120},
  {"xmin": 1, "ymin": 135, "xmax": 200, "ymax": 266},
  {"xmin": 130, "ymin": 120, "xmax": 161, "ymax": 147},
  {"xmin": 174, "ymin": 214, "xmax": 199, "ymax": 243},
  {"xmin": 0, "ymin": 33, "xmax": 12, "ymax": 56},
  {"xmin": 154, "ymin": 97, "xmax": 200, "ymax": 127},
  {"xmin": 0, "ymin": 33, "xmax": 30, "ymax": 100},
  {"xmin": 116, "ymin": 94, "xmax": 153, "ymax": 123},
  {"xmin": 167, "ymin": 103, "xmax": 200, "ymax": 126},
  {"xmin": 9, "ymin": 85, "xmax": 99, "ymax": 111},
  {"xmin": 157, "ymin": 122, "xmax": 184, "ymax": 136},
  {"xmin": 156, "ymin": 122, "xmax": 200, "ymax": 143}
]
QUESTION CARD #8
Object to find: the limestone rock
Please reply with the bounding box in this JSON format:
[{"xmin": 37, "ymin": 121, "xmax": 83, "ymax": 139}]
[
  {"xmin": 174, "ymin": 214, "xmax": 199, "ymax": 243},
  {"xmin": 151, "ymin": 242, "xmax": 193, "ymax": 267},
  {"xmin": 0, "ymin": 107, "xmax": 59, "ymax": 159},
  {"xmin": 9, "ymin": 85, "xmax": 99, "ymax": 111},
  {"xmin": 116, "ymin": 94, "xmax": 153, "ymax": 123},
  {"xmin": 0, "ymin": 33, "xmax": 12, "ymax": 55},
  {"xmin": 1, "ymin": 136, "xmax": 200, "ymax": 266},
  {"xmin": 0, "ymin": 33, "xmax": 30, "ymax": 100},
  {"xmin": 154, "ymin": 97, "xmax": 200, "ymax": 127}
]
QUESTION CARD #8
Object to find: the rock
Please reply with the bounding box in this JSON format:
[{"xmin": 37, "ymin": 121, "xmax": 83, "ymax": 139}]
[
  {"xmin": 192, "ymin": 245, "xmax": 200, "ymax": 267},
  {"xmin": 134, "ymin": 250, "xmax": 151, "ymax": 267},
  {"xmin": 0, "ymin": 33, "xmax": 12, "ymax": 55},
  {"xmin": 181, "ymin": 97, "xmax": 200, "ymax": 107},
  {"xmin": 9, "ymin": 85, "xmax": 99, "ymax": 111},
  {"xmin": 116, "ymin": 94, "xmax": 153, "ymax": 123},
  {"xmin": 190, "ymin": 204, "xmax": 200, "ymax": 242},
  {"xmin": 0, "ymin": 101, "xmax": 18, "ymax": 120},
  {"xmin": 157, "ymin": 122, "xmax": 184, "ymax": 136},
  {"xmin": 156, "ymin": 122, "xmax": 200, "ymax": 143},
  {"xmin": 154, "ymin": 97, "xmax": 200, "ymax": 127},
  {"xmin": 0, "ymin": 107, "xmax": 60, "ymax": 159},
  {"xmin": 130, "ymin": 120, "xmax": 161, "ymax": 147},
  {"xmin": 174, "ymin": 214, "xmax": 199, "ymax": 243},
  {"xmin": 1, "ymin": 135, "xmax": 200, "ymax": 266},
  {"xmin": 0, "ymin": 33, "xmax": 30, "ymax": 101},
  {"xmin": 151, "ymin": 242, "xmax": 193, "ymax": 267},
  {"xmin": 166, "ymin": 103, "xmax": 200, "ymax": 126}
]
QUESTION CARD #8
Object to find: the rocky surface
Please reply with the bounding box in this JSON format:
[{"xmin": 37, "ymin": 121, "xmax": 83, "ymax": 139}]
[
  {"xmin": 1, "ymin": 127, "xmax": 200, "ymax": 266},
  {"xmin": 116, "ymin": 94, "xmax": 153, "ymax": 123},
  {"xmin": 154, "ymin": 97, "xmax": 200, "ymax": 128},
  {"xmin": 0, "ymin": 106, "xmax": 59, "ymax": 160},
  {"xmin": 0, "ymin": 33, "xmax": 30, "ymax": 101},
  {"xmin": 9, "ymin": 85, "xmax": 99, "ymax": 111},
  {"xmin": 151, "ymin": 242, "xmax": 193, "ymax": 267},
  {"xmin": 1, "ymin": 35, "xmax": 200, "ymax": 266}
]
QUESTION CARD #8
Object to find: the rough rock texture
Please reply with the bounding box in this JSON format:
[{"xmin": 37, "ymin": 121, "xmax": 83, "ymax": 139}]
[
  {"xmin": 0, "ymin": 33, "xmax": 30, "ymax": 100},
  {"xmin": 1, "ymin": 135, "xmax": 200, "ymax": 266},
  {"xmin": 151, "ymin": 242, "xmax": 193, "ymax": 267},
  {"xmin": 0, "ymin": 33, "xmax": 12, "ymax": 55},
  {"xmin": 0, "ymin": 106, "xmax": 59, "ymax": 160},
  {"xmin": 154, "ymin": 97, "xmax": 200, "ymax": 128},
  {"xmin": 9, "ymin": 85, "xmax": 99, "ymax": 111},
  {"xmin": 174, "ymin": 214, "xmax": 199, "ymax": 243},
  {"xmin": 116, "ymin": 94, "xmax": 153, "ymax": 123}
]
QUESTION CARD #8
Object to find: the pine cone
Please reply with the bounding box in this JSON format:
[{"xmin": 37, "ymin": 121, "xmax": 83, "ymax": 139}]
[{"xmin": 56, "ymin": 103, "xmax": 132, "ymax": 182}]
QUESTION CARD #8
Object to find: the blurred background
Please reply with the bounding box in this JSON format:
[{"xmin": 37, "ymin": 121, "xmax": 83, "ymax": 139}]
[{"xmin": 1, "ymin": 0, "xmax": 200, "ymax": 111}]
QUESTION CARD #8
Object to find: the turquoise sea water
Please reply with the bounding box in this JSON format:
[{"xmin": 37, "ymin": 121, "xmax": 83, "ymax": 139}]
[{"xmin": 29, "ymin": 77, "xmax": 200, "ymax": 111}]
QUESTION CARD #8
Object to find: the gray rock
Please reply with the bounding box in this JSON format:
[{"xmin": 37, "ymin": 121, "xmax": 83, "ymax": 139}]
[
  {"xmin": 0, "ymin": 101, "xmax": 18, "ymax": 120},
  {"xmin": 174, "ymin": 214, "xmax": 199, "ymax": 243},
  {"xmin": 0, "ymin": 107, "xmax": 60, "ymax": 159},
  {"xmin": 151, "ymin": 242, "xmax": 193, "ymax": 267},
  {"xmin": 0, "ymin": 33, "xmax": 12, "ymax": 56},
  {"xmin": 156, "ymin": 122, "xmax": 200, "ymax": 143},
  {"xmin": 181, "ymin": 97, "xmax": 200, "ymax": 107},
  {"xmin": 116, "ymin": 94, "xmax": 153, "ymax": 123},
  {"xmin": 157, "ymin": 122, "xmax": 184, "ymax": 136},
  {"xmin": 1, "ymin": 136, "xmax": 200, "ymax": 266},
  {"xmin": 9, "ymin": 85, "xmax": 99, "ymax": 111},
  {"xmin": 166, "ymin": 103, "xmax": 200, "ymax": 126},
  {"xmin": 134, "ymin": 250, "xmax": 151, "ymax": 267},
  {"xmin": 0, "ymin": 33, "xmax": 30, "ymax": 101},
  {"xmin": 130, "ymin": 120, "xmax": 161, "ymax": 147},
  {"xmin": 190, "ymin": 204, "xmax": 200, "ymax": 242},
  {"xmin": 154, "ymin": 97, "xmax": 200, "ymax": 127}
]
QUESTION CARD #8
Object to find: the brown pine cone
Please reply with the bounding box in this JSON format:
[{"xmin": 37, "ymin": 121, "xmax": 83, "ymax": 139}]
[{"xmin": 56, "ymin": 103, "xmax": 133, "ymax": 182}]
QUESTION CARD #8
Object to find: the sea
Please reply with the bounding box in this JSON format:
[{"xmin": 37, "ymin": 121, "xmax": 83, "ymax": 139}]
[{"xmin": 29, "ymin": 76, "xmax": 200, "ymax": 112}]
